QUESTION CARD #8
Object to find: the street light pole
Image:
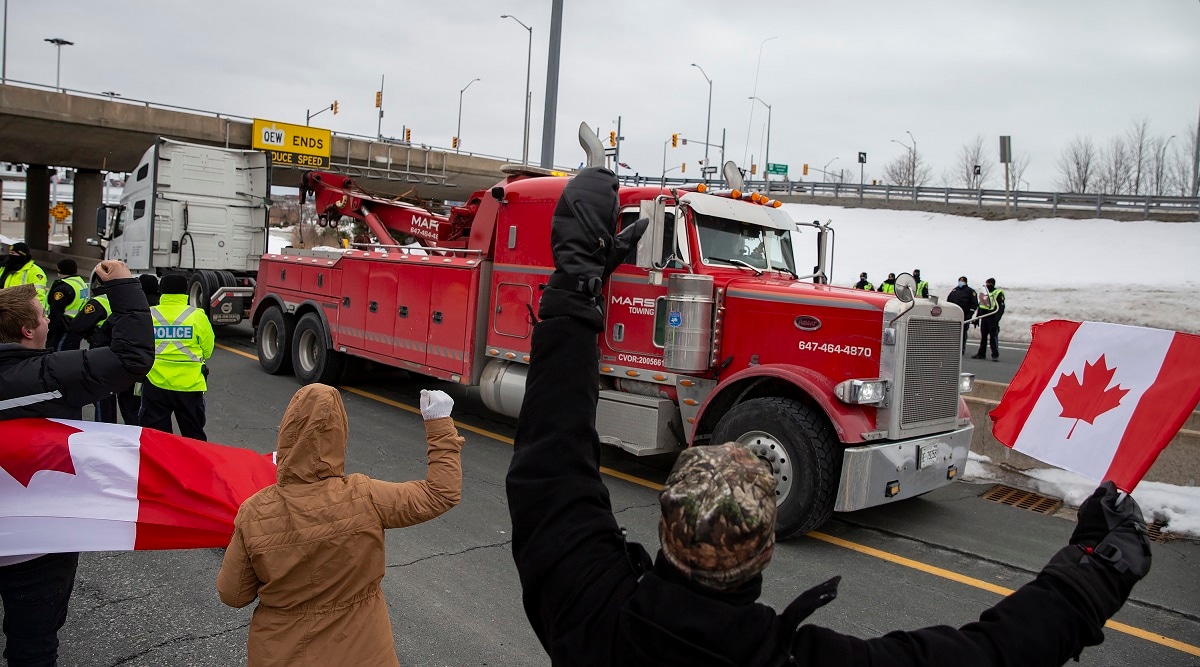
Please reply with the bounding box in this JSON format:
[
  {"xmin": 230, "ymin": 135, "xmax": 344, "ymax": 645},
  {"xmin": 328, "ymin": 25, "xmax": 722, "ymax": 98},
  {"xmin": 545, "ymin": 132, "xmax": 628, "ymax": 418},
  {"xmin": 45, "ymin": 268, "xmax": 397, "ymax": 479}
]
[
  {"xmin": 891, "ymin": 138, "xmax": 914, "ymax": 185},
  {"xmin": 749, "ymin": 96, "xmax": 771, "ymax": 188},
  {"xmin": 456, "ymin": 77, "xmax": 480, "ymax": 153},
  {"xmin": 501, "ymin": 14, "xmax": 533, "ymax": 165},
  {"xmin": 823, "ymin": 157, "xmax": 838, "ymax": 182},
  {"xmin": 744, "ymin": 36, "xmax": 778, "ymax": 166},
  {"xmin": 906, "ymin": 130, "xmax": 917, "ymax": 185},
  {"xmin": 44, "ymin": 37, "xmax": 73, "ymax": 91},
  {"xmin": 691, "ymin": 63, "xmax": 712, "ymax": 183}
]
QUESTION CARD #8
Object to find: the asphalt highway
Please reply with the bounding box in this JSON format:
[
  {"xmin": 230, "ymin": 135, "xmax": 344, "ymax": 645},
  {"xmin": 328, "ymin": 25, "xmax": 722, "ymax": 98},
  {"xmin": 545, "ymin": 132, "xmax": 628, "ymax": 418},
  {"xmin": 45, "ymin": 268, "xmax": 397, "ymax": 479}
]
[{"xmin": 2, "ymin": 324, "xmax": 1196, "ymax": 666}]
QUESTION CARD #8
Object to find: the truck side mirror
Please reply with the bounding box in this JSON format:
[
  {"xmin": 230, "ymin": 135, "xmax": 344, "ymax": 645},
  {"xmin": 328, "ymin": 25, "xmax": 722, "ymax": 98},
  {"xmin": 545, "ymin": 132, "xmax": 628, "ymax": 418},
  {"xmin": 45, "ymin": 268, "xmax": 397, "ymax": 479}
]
[
  {"xmin": 635, "ymin": 199, "xmax": 666, "ymax": 269},
  {"xmin": 894, "ymin": 272, "xmax": 918, "ymax": 303},
  {"xmin": 95, "ymin": 206, "xmax": 109, "ymax": 240}
]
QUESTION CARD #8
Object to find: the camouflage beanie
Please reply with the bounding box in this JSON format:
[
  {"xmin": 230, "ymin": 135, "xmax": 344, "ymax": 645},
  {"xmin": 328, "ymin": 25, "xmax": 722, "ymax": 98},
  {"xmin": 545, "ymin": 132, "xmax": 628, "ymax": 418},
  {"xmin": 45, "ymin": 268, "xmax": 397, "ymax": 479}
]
[{"xmin": 659, "ymin": 442, "xmax": 777, "ymax": 591}]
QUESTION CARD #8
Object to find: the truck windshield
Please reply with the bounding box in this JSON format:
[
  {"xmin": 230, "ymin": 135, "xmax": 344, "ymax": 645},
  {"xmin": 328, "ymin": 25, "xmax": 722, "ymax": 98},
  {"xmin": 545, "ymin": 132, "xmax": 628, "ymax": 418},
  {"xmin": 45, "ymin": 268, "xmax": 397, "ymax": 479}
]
[{"xmin": 694, "ymin": 211, "xmax": 797, "ymax": 276}]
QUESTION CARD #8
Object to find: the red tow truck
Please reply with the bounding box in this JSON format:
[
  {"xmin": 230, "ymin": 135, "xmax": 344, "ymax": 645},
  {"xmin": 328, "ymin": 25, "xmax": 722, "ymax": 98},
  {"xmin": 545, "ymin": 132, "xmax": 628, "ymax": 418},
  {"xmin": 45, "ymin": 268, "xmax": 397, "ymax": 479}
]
[{"xmin": 250, "ymin": 125, "xmax": 975, "ymax": 536}]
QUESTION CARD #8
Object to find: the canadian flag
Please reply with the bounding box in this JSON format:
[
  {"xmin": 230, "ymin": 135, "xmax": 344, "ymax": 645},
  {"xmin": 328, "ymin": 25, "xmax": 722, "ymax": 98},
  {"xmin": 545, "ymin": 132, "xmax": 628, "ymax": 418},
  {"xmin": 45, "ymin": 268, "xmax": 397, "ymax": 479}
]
[
  {"xmin": 0, "ymin": 418, "xmax": 277, "ymax": 556},
  {"xmin": 991, "ymin": 320, "xmax": 1200, "ymax": 490}
]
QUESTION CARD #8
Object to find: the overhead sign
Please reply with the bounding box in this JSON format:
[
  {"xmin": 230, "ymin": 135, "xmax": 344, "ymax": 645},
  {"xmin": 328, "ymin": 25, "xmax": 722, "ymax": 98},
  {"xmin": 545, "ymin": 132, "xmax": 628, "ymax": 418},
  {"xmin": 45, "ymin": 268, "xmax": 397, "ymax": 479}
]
[
  {"xmin": 252, "ymin": 118, "xmax": 331, "ymax": 169},
  {"xmin": 50, "ymin": 202, "xmax": 71, "ymax": 222},
  {"xmin": 766, "ymin": 163, "xmax": 788, "ymax": 176}
]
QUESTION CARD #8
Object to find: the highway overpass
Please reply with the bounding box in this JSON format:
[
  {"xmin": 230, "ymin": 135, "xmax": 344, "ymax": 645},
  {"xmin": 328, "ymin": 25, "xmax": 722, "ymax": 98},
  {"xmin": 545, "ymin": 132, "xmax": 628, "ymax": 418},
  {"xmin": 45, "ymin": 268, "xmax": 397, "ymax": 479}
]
[{"xmin": 0, "ymin": 82, "xmax": 513, "ymax": 255}]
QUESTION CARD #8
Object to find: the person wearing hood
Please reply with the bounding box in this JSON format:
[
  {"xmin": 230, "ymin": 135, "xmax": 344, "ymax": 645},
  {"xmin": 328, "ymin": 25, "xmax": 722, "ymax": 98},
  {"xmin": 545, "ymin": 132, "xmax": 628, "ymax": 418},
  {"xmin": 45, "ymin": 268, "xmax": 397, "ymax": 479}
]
[
  {"xmin": 853, "ymin": 272, "xmax": 873, "ymax": 290},
  {"xmin": 877, "ymin": 272, "xmax": 897, "ymax": 294},
  {"xmin": 217, "ymin": 384, "xmax": 465, "ymax": 666},
  {"xmin": 506, "ymin": 166, "xmax": 1150, "ymax": 666},
  {"xmin": 1, "ymin": 242, "xmax": 48, "ymax": 309}
]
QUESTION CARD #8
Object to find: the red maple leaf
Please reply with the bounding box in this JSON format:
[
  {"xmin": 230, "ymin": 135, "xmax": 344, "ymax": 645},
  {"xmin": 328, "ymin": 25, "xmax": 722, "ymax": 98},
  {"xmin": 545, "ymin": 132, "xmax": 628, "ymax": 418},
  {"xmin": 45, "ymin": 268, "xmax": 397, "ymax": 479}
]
[
  {"xmin": 0, "ymin": 419, "xmax": 83, "ymax": 487},
  {"xmin": 1053, "ymin": 355, "xmax": 1130, "ymax": 439}
]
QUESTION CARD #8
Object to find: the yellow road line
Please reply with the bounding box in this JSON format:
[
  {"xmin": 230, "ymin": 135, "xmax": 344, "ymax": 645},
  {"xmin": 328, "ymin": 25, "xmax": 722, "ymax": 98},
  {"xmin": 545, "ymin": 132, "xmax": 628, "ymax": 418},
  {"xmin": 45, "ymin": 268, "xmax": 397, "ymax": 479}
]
[{"xmin": 213, "ymin": 341, "xmax": 1199, "ymax": 656}]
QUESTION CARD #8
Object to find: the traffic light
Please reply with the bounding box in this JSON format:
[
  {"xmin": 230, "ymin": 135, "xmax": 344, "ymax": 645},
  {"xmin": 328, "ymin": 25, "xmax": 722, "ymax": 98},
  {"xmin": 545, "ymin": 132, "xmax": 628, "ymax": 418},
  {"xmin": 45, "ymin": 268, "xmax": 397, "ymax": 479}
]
[
  {"xmin": 609, "ymin": 131, "xmax": 617, "ymax": 147},
  {"xmin": 452, "ymin": 136, "xmax": 459, "ymax": 149},
  {"xmin": 681, "ymin": 162, "xmax": 686, "ymax": 173},
  {"xmin": 375, "ymin": 91, "xmax": 382, "ymax": 108},
  {"xmin": 332, "ymin": 101, "xmax": 339, "ymax": 115},
  {"xmin": 750, "ymin": 163, "xmax": 757, "ymax": 175},
  {"xmin": 803, "ymin": 163, "xmax": 809, "ymax": 176},
  {"xmin": 405, "ymin": 128, "xmax": 412, "ymax": 142},
  {"xmin": 671, "ymin": 133, "xmax": 679, "ymax": 148}
]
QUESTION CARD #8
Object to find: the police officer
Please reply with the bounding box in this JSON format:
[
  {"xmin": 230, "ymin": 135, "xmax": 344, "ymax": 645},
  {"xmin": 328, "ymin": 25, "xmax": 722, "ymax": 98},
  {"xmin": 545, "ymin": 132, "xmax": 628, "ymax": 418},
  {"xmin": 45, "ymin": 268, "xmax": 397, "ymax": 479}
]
[
  {"xmin": 140, "ymin": 273, "xmax": 214, "ymax": 440},
  {"xmin": 972, "ymin": 277, "xmax": 1007, "ymax": 361},
  {"xmin": 877, "ymin": 272, "xmax": 897, "ymax": 294},
  {"xmin": 912, "ymin": 269, "xmax": 929, "ymax": 298},
  {"xmin": 46, "ymin": 258, "xmax": 89, "ymax": 350},
  {"xmin": 1, "ymin": 242, "xmax": 48, "ymax": 309},
  {"xmin": 69, "ymin": 277, "xmax": 125, "ymax": 422},
  {"xmin": 853, "ymin": 272, "xmax": 873, "ymax": 290}
]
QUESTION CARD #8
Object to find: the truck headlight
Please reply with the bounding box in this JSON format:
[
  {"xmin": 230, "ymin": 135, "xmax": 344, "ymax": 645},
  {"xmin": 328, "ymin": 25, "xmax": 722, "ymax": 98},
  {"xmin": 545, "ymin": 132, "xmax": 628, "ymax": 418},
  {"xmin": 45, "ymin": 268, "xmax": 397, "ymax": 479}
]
[
  {"xmin": 959, "ymin": 372, "xmax": 975, "ymax": 394},
  {"xmin": 835, "ymin": 378, "xmax": 888, "ymax": 405}
]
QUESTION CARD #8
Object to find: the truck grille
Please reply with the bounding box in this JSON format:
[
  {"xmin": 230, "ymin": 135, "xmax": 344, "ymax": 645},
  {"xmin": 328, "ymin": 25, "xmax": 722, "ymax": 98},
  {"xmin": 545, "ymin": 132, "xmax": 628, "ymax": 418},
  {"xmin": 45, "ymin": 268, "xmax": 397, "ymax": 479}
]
[{"xmin": 900, "ymin": 318, "xmax": 961, "ymax": 428}]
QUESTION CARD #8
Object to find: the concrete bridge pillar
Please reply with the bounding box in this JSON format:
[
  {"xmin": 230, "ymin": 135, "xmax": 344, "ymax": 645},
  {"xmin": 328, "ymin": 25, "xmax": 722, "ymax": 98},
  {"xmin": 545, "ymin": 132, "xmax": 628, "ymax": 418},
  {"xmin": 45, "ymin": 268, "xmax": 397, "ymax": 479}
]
[
  {"xmin": 23, "ymin": 165, "xmax": 50, "ymax": 250},
  {"xmin": 70, "ymin": 169, "xmax": 104, "ymax": 258}
]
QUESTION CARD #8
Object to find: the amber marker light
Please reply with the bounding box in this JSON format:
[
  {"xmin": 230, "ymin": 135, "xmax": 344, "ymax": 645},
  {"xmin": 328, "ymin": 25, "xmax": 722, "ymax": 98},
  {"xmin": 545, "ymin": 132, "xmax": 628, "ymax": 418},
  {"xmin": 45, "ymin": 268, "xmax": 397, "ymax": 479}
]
[
  {"xmin": 696, "ymin": 183, "xmax": 708, "ymax": 193},
  {"xmin": 731, "ymin": 189, "xmax": 742, "ymax": 199}
]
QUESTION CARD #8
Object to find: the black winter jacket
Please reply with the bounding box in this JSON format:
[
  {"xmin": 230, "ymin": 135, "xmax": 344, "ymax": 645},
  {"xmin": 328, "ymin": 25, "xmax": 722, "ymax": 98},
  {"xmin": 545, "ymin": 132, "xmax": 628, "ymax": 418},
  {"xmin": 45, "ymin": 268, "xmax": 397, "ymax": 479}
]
[
  {"xmin": 948, "ymin": 284, "xmax": 979, "ymax": 321},
  {"xmin": 0, "ymin": 278, "xmax": 153, "ymax": 420},
  {"xmin": 506, "ymin": 316, "xmax": 1117, "ymax": 666}
]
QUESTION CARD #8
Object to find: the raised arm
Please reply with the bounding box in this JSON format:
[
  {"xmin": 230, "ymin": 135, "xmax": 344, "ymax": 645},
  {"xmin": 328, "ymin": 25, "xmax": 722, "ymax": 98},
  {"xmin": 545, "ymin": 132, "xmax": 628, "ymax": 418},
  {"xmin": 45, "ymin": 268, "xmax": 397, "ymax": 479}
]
[{"xmin": 368, "ymin": 391, "xmax": 464, "ymax": 528}]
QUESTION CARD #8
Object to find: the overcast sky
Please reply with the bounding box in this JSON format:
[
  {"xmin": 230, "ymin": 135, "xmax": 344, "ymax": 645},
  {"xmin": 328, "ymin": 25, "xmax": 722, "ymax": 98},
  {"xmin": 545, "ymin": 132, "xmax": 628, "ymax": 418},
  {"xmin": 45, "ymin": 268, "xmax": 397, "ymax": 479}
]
[{"xmin": 4, "ymin": 1, "xmax": 1198, "ymax": 191}]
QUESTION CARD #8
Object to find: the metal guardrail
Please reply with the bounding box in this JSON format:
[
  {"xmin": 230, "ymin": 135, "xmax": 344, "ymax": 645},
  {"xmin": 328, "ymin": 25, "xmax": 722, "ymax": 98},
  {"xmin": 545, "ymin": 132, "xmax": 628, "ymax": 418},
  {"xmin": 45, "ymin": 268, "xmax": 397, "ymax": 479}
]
[{"xmin": 619, "ymin": 174, "xmax": 1200, "ymax": 220}]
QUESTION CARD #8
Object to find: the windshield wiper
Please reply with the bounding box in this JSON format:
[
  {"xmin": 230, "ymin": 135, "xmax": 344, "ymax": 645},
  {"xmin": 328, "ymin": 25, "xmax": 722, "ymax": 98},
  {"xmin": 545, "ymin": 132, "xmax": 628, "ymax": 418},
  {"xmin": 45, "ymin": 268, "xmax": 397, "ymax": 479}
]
[{"xmin": 705, "ymin": 257, "xmax": 763, "ymax": 276}]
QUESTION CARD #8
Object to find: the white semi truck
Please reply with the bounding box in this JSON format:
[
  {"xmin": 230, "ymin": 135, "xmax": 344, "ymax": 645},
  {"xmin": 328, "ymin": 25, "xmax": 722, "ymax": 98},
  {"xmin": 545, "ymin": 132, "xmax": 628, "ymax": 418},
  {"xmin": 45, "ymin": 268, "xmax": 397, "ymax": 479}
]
[{"xmin": 94, "ymin": 137, "xmax": 271, "ymax": 325}]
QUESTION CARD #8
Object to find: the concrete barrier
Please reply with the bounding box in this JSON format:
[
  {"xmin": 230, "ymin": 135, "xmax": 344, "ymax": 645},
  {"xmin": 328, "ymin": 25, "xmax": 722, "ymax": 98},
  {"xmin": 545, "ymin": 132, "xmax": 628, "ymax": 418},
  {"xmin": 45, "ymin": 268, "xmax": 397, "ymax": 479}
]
[{"xmin": 965, "ymin": 380, "xmax": 1199, "ymax": 487}]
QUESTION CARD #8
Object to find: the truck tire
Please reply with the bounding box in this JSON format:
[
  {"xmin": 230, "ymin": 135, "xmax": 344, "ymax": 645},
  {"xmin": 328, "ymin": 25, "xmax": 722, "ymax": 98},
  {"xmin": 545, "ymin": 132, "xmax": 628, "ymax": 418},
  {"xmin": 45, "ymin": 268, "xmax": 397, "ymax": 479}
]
[
  {"xmin": 291, "ymin": 312, "xmax": 345, "ymax": 385},
  {"xmin": 256, "ymin": 306, "xmax": 294, "ymax": 375},
  {"xmin": 710, "ymin": 397, "xmax": 840, "ymax": 538},
  {"xmin": 187, "ymin": 271, "xmax": 219, "ymax": 315}
]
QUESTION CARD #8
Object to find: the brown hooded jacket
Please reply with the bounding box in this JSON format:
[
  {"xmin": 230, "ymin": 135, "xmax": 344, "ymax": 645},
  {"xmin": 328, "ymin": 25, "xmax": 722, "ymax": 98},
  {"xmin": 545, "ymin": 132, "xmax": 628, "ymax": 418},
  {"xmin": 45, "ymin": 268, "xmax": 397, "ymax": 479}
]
[{"xmin": 217, "ymin": 383, "xmax": 464, "ymax": 666}]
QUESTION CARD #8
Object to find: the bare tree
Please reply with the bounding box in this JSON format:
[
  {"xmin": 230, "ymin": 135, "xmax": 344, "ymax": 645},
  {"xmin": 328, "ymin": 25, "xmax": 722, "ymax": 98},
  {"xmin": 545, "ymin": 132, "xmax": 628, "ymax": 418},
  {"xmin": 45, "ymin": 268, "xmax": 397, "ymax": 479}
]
[
  {"xmin": 1004, "ymin": 152, "xmax": 1032, "ymax": 191},
  {"xmin": 1056, "ymin": 136, "xmax": 1097, "ymax": 193},
  {"xmin": 883, "ymin": 148, "xmax": 932, "ymax": 187},
  {"xmin": 1096, "ymin": 136, "xmax": 1133, "ymax": 195},
  {"xmin": 952, "ymin": 135, "xmax": 994, "ymax": 188},
  {"xmin": 1149, "ymin": 135, "xmax": 1175, "ymax": 196},
  {"xmin": 1125, "ymin": 117, "xmax": 1151, "ymax": 195}
]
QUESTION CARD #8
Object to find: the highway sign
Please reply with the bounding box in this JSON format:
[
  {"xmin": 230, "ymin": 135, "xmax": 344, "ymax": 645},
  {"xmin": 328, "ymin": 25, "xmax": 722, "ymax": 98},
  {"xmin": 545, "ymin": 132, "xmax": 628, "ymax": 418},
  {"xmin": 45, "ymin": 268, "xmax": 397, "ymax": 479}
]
[
  {"xmin": 252, "ymin": 118, "xmax": 332, "ymax": 169},
  {"xmin": 766, "ymin": 163, "xmax": 788, "ymax": 176},
  {"xmin": 50, "ymin": 202, "xmax": 71, "ymax": 222}
]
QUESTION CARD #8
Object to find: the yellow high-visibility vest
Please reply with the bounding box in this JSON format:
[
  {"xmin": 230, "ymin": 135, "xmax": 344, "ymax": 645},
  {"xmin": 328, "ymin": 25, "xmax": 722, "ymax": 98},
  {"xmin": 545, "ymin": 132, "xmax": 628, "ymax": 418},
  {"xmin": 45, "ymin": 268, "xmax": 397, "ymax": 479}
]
[{"xmin": 148, "ymin": 294, "xmax": 215, "ymax": 392}]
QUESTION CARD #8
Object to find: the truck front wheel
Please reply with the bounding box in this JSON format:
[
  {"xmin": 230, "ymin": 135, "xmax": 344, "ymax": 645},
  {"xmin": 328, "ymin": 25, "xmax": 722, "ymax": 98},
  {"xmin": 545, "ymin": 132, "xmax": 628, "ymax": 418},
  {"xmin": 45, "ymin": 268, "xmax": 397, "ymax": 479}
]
[
  {"xmin": 291, "ymin": 313, "xmax": 345, "ymax": 385},
  {"xmin": 256, "ymin": 306, "xmax": 294, "ymax": 375},
  {"xmin": 710, "ymin": 397, "xmax": 840, "ymax": 538}
]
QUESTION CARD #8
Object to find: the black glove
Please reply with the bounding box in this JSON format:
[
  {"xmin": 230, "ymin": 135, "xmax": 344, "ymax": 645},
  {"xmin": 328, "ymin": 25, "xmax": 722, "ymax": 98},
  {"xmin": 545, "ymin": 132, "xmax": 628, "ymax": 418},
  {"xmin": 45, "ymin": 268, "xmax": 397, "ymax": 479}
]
[
  {"xmin": 538, "ymin": 168, "xmax": 647, "ymax": 330},
  {"xmin": 1040, "ymin": 481, "xmax": 1152, "ymax": 623}
]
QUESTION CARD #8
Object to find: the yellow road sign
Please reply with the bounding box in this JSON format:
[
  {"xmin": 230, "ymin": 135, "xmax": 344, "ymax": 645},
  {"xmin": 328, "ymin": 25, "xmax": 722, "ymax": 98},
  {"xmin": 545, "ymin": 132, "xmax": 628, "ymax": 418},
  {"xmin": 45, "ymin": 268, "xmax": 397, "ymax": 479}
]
[
  {"xmin": 252, "ymin": 118, "xmax": 332, "ymax": 169},
  {"xmin": 50, "ymin": 202, "xmax": 71, "ymax": 222}
]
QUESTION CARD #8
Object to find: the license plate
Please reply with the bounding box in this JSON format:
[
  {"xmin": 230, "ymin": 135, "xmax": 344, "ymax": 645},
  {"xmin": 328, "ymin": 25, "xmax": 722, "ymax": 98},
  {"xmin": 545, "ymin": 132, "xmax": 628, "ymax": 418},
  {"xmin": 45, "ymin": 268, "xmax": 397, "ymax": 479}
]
[{"xmin": 918, "ymin": 443, "xmax": 939, "ymax": 469}]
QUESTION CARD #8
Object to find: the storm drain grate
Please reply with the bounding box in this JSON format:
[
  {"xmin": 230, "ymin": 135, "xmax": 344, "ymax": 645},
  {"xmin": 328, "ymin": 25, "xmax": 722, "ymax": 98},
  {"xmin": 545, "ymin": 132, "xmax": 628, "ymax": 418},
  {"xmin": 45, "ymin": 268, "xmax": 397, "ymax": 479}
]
[
  {"xmin": 980, "ymin": 485, "xmax": 1063, "ymax": 515},
  {"xmin": 1146, "ymin": 521, "xmax": 1170, "ymax": 543}
]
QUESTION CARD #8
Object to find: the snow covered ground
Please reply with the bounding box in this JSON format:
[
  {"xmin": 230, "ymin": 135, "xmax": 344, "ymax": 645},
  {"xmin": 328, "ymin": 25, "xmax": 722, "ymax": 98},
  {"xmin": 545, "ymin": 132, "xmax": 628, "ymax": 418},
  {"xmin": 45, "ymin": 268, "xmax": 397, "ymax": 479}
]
[{"xmin": 10, "ymin": 208, "xmax": 1200, "ymax": 537}]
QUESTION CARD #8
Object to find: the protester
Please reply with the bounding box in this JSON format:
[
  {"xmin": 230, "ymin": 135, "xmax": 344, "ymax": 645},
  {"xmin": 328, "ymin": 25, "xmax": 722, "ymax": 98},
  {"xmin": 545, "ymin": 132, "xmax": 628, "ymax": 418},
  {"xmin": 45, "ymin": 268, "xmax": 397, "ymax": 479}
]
[
  {"xmin": 115, "ymin": 274, "xmax": 161, "ymax": 424},
  {"xmin": 948, "ymin": 275, "xmax": 980, "ymax": 355},
  {"xmin": 853, "ymin": 272, "xmax": 873, "ymax": 290},
  {"xmin": 69, "ymin": 275, "xmax": 123, "ymax": 423},
  {"xmin": 139, "ymin": 273, "xmax": 214, "ymax": 440},
  {"xmin": 1, "ymin": 242, "xmax": 48, "ymax": 309},
  {"xmin": 506, "ymin": 166, "xmax": 1151, "ymax": 666},
  {"xmin": 217, "ymin": 383, "xmax": 465, "ymax": 666},
  {"xmin": 0, "ymin": 260, "xmax": 153, "ymax": 666},
  {"xmin": 877, "ymin": 272, "xmax": 897, "ymax": 294},
  {"xmin": 45, "ymin": 258, "xmax": 89, "ymax": 351},
  {"xmin": 973, "ymin": 277, "xmax": 1007, "ymax": 361}
]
